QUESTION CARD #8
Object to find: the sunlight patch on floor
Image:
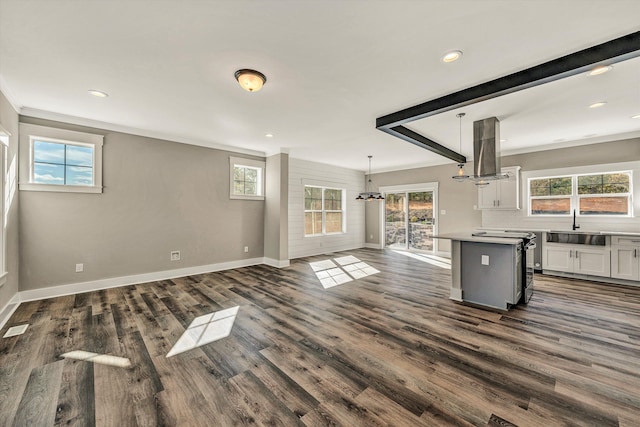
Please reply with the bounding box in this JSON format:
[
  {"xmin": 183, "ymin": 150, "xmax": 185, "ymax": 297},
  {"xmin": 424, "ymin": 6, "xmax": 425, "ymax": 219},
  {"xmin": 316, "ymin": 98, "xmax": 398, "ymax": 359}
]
[
  {"xmin": 393, "ymin": 250, "xmax": 451, "ymax": 269},
  {"xmin": 61, "ymin": 350, "xmax": 132, "ymax": 368},
  {"xmin": 166, "ymin": 306, "xmax": 239, "ymax": 357},
  {"xmin": 309, "ymin": 256, "xmax": 380, "ymax": 289}
]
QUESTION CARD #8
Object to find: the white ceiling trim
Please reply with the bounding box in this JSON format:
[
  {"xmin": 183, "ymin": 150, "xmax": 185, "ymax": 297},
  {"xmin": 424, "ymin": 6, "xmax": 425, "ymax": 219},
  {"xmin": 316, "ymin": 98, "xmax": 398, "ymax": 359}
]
[
  {"xmin": 0, "ymin": 74, "xmax": 22, "ymax": 114},
  {"xmin": 19, "ymin": 107, "xmax": 266, "ymax": 158}
]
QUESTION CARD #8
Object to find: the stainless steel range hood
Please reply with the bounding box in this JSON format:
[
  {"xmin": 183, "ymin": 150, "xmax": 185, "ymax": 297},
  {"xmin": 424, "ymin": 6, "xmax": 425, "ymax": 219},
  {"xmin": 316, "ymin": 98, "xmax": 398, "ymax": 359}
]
[{"xmin": 472, "ymin": 117, "xmax": 507, "ymax": 181}]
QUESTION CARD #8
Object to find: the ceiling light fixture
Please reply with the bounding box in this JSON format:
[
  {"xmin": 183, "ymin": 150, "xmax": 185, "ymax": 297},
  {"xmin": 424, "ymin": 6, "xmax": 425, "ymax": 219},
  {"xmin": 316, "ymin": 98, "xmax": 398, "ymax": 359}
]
[
  {"xmin": 356, "ymin": 156, "xmax": 384, "ymax": 201},
  {"xmin": 631, "ymin": 114, "xmax": 640, "ymax": 119},
  {"xmin": 442, "ymin": 50, "xmax": 463, "ymax": 63},
  {"xmin": 452, "ymin": 113, "xmax": 470, "ymax": 181},
  {"xmin": 588, "ymin": 101, "xmax": 607, "ymax": 108},
  {"xmin": 265, "ymin": 133, "xmax": 274, "ymax": 138},
  {"xmin": 234, "ymin": 69, "xmax": 266, "ymax": 92},
  {"xmin": 589, "ymin": 65, "xmax": 613, "ymax": 76},
  {"xmin": 88, "ymin": 90, "xmax": 108, "ymax": 98}
]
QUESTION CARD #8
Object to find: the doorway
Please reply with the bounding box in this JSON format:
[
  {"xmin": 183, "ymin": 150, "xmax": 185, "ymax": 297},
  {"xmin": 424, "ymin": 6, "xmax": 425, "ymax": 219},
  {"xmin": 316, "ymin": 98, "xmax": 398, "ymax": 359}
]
[{"xmin": 383, "ymin": 183, "xmax": 438, "ymax": 253}]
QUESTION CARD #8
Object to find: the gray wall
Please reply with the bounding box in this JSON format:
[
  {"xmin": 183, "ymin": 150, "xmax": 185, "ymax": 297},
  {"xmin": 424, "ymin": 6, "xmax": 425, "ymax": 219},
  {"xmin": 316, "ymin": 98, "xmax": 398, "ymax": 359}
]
[
  {"xmin": 0, "ymin": 91, "xmax": 20, "ymax": 310},
  {"xmin": 264, "ymin": 153, "xmax": 289, "ymax": 262},
  {"xmin": 366, "ymin": 162, "xmax": 481, "ymax": 253},
  {"xmin": 19, "ymin": 116, "xmax": 265, "ymax": 291},
  {"xmin": 501, "ymin": 138, "xmax": 640, "ymax": 170}
]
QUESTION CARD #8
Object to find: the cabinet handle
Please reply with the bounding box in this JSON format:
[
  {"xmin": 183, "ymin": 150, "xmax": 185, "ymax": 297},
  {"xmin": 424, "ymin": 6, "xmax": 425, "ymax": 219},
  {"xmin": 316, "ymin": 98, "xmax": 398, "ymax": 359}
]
[
  {"xmin": 497, "ymin": 200, "xmax": 500, "ymax": 207},
  {"xmin": 635, "ymin": 249, "xmax": 638, "ymax": 258},
  {"xmin": 632, "ymin": 240, "xmax": 640, "ymax": 243},
  {"xmin": 569, "ymin": 250, "xmax": 572, "ymax": 258},
  {"xmin": 575, "ymin": 250, "xmax": 579, "ymax": 258}
]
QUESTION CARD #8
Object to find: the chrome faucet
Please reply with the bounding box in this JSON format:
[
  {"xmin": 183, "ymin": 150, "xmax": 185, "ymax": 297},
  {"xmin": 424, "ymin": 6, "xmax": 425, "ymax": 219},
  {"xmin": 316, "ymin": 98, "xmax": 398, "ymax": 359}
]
[{"xmin": 572, "ymin": 209, "xmax": 580, "ymax": 231}]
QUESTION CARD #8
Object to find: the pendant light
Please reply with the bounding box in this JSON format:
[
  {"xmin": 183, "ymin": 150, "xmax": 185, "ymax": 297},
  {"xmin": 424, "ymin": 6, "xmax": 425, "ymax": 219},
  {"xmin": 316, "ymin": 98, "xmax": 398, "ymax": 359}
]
[
  {"xmin": 356, "ymin": 156, "xmax": 384, "ymax": 201},
  {"xmin": 452, "ymin": 113, "xmax": 470, "ymax": 181}
]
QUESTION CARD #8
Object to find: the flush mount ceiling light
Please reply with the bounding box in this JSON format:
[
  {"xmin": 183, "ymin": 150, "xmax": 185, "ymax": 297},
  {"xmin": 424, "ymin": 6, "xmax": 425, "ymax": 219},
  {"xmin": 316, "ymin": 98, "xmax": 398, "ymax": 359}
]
[
  {"xmin": 631, "ymin": 114, "xmax": 640, "ymax": 119},
  {"xmin": 589, "ymin": 65, "xmax": 613, "ymax": 76},
  {"xmin": 442, "ymin": 50, "xmax": 463, "ymax": 63},
  {"xmin": 589, "ymin": 101, "xmax": 607, "ymax": 108},
  {"xmin": 88, "ymin": 89, "xmax": 108, "ymax": 98},
  {"xmin": 265, "ymin": 133, "xmax": 274, "ymax": 138},
  {"xmin": 234, "ymin": 69, "xmax": 266, "ymax": 92},
  {"xmin": 356, "ymin": 156, "xmax": 384, "ymax": 201}
]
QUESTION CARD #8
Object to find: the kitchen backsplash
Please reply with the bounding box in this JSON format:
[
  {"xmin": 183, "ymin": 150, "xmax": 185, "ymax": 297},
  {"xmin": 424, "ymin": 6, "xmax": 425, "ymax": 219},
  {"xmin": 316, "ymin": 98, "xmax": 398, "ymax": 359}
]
[{"xmin": 481, "ymin": 209, "xmax": 640, "ymax": 233}]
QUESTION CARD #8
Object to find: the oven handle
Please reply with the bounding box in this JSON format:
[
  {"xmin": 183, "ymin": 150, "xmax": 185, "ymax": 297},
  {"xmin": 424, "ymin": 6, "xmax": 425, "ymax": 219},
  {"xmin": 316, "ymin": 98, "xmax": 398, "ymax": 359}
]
[{"xmin": 525, "ymin": 242, "xmax": 537, "ymax": 250}]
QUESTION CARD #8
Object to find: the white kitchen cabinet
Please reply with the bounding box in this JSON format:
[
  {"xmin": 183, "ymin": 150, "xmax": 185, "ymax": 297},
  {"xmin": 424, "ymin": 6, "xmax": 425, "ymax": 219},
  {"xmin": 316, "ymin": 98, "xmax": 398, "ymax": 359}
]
[
  {"xmin": 543, "ymin": 243, "xmax": 610, "ymax": 277},
  {"xmin": 611, "ymin": 236, "xmax": 640, "ymax": 281},
  {"xmin": 477, "ymin": 166, "xmax": 520, "ymax": 210}
]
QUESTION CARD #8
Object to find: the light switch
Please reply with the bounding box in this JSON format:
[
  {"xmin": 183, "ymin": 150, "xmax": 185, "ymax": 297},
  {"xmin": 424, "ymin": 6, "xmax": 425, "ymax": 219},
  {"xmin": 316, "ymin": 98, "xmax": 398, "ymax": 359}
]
[
  {"xmin": 481, "ymin": 255, "xmax": 489, "ymax": 265},
  {"xmin": 440, "ymin": 209, "xmax": 446, "ymax": 215}
]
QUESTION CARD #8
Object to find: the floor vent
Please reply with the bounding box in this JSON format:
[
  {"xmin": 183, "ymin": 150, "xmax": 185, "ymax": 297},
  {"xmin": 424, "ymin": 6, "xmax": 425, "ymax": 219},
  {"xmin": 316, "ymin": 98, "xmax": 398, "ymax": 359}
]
[{"xmin": 3, "ymin": 324, "xmax": 29, "ymax": 338}]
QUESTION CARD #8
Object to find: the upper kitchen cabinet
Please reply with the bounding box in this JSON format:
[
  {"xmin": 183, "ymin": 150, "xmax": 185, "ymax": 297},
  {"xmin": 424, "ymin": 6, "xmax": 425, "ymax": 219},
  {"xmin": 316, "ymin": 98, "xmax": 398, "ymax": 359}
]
[{"xmin": 478, "ymin": 166, "xmax": 521, "ymax": 210}]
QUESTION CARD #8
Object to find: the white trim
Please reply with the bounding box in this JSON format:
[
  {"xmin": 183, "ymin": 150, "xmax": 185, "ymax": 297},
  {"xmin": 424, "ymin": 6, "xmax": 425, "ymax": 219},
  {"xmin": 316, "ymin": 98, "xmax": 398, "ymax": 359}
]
[
  {"xmin": 19, "ymin": 123, "xmax": 104, "ymax": 193},
  {"xmin": 263, "ymin": 258, "xmax": 290, "ymax": 268},
  {"xmin": 378, "ymin": 182, "xmax": 440, "ymax": 253},
  {"xmin": 0, "ymin": 292, "xmax": 21, "ymax": 330},
  {"xmin": 363, "ymin": 243, "xmax": 383, "ymax": 249},
  {"xmin": 0, "ymin": 74, "xmax": 22, "ymax": 113},
  {"xmin": 21, "ymin": 108, "xmax": 265, "ymax": 157},
  {"xmin": 450, "ymin": 288, "xmax": 463, "ymax": 301},
  {"xmin": 19, "ymin": 257, "xmax": 265, "ymax": 302},
  {"xmin": 229, "ymin": 156, "xmax": 266, "ymax": 200}
]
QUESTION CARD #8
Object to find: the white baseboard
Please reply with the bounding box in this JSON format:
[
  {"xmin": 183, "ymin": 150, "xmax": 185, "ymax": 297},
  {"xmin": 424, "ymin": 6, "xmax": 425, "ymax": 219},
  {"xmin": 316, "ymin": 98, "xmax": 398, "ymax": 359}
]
[
  {"xmin": 0, "ymin": 292, "xmax": 21, "ymax": 330},
  {"xmin": 19, "ymin": 257, "xmax": 266, "ymax": 302},
  {"xmin": 450, "ymin": 289, "xmax": 463, "ymax": 301},
  {"xmin": 363, "ymin": 243, "xmax": 383, "ymax": 249},
  {"xmin": 263, "ymin": 258, "xmax": 290, "ymax": 268},
  {"xmin": 435, "ymin": 250, "xmax": 451, "ymax": 258}
]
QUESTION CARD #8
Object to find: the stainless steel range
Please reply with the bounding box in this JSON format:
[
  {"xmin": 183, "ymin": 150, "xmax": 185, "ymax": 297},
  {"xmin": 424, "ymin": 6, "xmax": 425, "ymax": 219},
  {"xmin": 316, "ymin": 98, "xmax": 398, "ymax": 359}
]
[{"xmin": 472, "ymin": 231, "xmax": 536, "ymax": 304}]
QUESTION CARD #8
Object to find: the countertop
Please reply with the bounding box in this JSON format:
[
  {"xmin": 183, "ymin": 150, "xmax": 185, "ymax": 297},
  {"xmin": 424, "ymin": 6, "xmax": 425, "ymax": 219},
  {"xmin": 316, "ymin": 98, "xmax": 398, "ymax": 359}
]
[
  {"xmin": 479, "ymin": 227, "xmax": 640, "ymax": 238},
  {"xmin": 434, "ymin": 233, "xmax": 523, "ymax": 245}
]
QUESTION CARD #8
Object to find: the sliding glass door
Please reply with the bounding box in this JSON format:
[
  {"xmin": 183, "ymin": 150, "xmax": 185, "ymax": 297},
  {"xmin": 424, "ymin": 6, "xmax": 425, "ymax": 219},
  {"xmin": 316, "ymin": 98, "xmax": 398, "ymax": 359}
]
[{"xmin": 384, "ymin": 188, "xmax": 437, "ymax": 252}]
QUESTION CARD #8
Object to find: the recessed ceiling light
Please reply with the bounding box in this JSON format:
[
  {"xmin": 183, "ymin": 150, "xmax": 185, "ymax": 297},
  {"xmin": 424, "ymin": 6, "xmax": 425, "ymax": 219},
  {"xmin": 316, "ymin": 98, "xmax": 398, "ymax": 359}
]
[
  {"xmin": 265, "ymin": 133, "xmax": 274, "ymax": 138},
  {"xmin": 500, "ymin": 139, "xmax": 507, "ymax": 143},
  {"xmin": 589, "ymin": 65, "xmax": 612, "ymax": 76},
  {"xmin": 442, "ymin": 50, "xmax": 463, "ymax": 63},
  {"xmin": 588, "ymin": 101, "xmax": 607, "ymax": 109},
  {"xmin": 632, "ymin": 114, "xmax": 640, "ymax": 119},
  {"xmin": 88, "ymin": 89, "xmax": 108, "ymax": 98}
]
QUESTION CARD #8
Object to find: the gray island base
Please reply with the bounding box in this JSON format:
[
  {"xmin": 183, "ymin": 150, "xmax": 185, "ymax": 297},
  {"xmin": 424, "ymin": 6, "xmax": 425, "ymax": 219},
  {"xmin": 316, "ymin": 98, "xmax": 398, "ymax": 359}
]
[{"xmin": 435, "ymin": 233, "xmax": 523, "ymax": 311}]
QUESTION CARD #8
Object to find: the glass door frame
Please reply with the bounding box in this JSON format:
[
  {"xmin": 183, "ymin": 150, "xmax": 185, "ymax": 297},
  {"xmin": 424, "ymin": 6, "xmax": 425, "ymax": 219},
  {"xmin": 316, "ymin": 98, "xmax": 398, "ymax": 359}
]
[{"xmin": 379, "ymin": 182, "xmax": 439, "ymax": 254}]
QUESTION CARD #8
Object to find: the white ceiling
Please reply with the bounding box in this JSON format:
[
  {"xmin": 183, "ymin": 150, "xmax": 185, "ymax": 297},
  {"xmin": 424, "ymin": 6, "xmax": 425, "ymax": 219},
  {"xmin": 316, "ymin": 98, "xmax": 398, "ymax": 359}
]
[{"xmin": 1, "ymin": 0, "xmax": 639, "ymax": 173}]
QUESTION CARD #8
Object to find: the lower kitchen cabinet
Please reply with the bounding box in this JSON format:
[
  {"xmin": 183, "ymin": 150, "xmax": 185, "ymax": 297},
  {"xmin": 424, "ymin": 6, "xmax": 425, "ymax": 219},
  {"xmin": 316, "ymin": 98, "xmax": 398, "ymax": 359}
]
[
  {"xmin": 543, "ymin": 243, "xmax": 610, "ymax": 277},
  {"xmin": 611, "ymin": 236, "xmax": 640, "ymax": 281}
]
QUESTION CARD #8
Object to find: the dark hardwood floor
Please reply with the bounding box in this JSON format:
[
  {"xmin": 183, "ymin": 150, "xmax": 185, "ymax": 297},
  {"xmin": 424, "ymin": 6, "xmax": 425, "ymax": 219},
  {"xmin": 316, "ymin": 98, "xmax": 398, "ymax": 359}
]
[{"xmin": 1, "ymin": 248, "xmax": 639, "ymax": 426}]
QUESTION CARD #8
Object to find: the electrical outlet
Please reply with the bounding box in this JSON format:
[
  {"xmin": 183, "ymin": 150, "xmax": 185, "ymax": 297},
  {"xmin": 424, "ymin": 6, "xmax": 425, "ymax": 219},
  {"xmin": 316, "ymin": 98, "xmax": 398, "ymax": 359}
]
[
  {"xmin": 170, "ymin": 251, "xmax": 181, "ymax": 261},
  {"xmin": 75, "ymin": 263, "xmax": 84, "ymax": 273},
  {"xmin": 370, "ymin": 234, "xmax": 373, "ymax": 239},
  {"xmin": 244, "ymin": 246, "xmax": 249, "ymax": 253}
]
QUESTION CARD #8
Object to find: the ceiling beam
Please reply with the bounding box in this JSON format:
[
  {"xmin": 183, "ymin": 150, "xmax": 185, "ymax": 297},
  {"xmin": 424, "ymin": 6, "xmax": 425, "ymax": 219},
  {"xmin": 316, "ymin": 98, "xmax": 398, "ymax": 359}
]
[{"xmin": 376, "ymin": 31, "xmax": 640, "ymax": 163}]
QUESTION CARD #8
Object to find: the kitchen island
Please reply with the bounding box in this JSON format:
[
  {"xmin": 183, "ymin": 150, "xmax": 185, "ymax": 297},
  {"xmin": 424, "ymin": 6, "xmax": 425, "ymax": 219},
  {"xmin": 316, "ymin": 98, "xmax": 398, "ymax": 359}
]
[{"xmin": 435, "ymin": 233, "xmax": 526, "ymax": 310}]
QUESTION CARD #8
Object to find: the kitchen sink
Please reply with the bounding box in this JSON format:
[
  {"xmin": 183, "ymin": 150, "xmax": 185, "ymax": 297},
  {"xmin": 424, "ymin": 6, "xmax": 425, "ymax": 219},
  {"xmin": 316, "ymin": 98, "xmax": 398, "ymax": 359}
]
[{"xmin": 546, "ymin": 231, "xmax": 606, "ymax": 246}]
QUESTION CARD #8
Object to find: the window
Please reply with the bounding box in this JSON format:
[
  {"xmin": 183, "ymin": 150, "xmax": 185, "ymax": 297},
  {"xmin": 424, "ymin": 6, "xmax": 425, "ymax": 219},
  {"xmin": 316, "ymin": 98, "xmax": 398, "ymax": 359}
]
[
  {"xmin": 529, "ymin": 171, "xmax": 632, "ymax": 216},
  {"xmin": 19, "ymin": 123, "xmax": 104, "ymax": 193},
  {"xmin": 229, "ymin": 156, "xmax": 265, "ymax": 200},
  {"xmin": 304, "ymin": 185, "xmax": 345, "ymax": 236}
]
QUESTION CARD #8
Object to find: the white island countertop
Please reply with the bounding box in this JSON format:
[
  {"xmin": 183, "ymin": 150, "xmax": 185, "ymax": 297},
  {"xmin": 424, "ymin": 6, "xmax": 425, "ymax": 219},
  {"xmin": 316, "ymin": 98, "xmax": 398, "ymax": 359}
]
[{"xmin": 433, "ymin": 233, "xmax": 523, "ymax": 245}]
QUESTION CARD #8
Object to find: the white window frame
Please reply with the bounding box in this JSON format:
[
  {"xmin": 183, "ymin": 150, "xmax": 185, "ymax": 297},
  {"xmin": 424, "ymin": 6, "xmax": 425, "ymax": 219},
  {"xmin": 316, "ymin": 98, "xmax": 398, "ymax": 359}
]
[
  {"xmin": 19, "ymin": 123, "xmax": 104, "ymax": 193},
  {"xmin": 0, "ymin": 123, "xmax": 9, "ymax": 287},
  {"xmin": 229, "ymin": 156, "xmax": 265, "ymax": 201},
  {"xmin": 526, "ymin": 166, "xmax": 634, "ymax": 218},
  {"xmin": 304, "ymin": 185, "xmax": 346, "ymax": 237}
]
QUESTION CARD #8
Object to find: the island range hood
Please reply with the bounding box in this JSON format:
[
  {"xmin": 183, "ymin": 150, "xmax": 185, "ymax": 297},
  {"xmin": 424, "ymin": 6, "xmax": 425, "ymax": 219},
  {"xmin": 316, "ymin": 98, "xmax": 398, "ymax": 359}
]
[
  {"xmin": 452, "ymin": 116, "xmax": 509, "ymax": 185},
  {"xmin": 472, "ymin": 116, "xmax": 508, "ymax": 181}
]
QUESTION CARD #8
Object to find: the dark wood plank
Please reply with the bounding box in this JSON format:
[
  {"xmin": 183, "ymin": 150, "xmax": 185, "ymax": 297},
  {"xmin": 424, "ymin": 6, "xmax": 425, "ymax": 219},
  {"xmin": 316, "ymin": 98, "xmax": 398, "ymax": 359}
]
[
  {"xmin": 13, "ymin": 360, "xmax": 64, "ymax": 427},
  {"xmin": 1, "ymin": 248, "xmax": 639, "ymax": 426}
]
